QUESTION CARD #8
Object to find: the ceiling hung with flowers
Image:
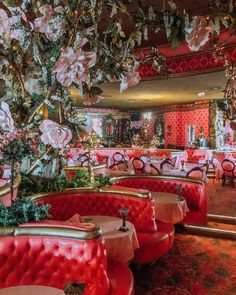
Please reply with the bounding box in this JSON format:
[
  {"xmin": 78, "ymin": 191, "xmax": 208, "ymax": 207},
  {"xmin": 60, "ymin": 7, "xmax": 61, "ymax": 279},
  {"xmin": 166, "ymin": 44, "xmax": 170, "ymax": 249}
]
[{"xmin": 0, "ymin": 1, "xmax": 235, "ymax": 137}]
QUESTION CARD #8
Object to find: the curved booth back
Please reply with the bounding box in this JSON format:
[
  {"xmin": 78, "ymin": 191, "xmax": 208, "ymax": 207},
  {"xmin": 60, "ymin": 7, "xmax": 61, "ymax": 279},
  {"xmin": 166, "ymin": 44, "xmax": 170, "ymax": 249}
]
[
  {"xmin": 112, "ymin": 175, "xmax": 208, "ymax": 225},
  {"xmin": 30, "ymin": 188, "xmax": 157, "ymax": 233},
  {"xmin": 0, "ymin": 223, "xmax": 110, "ymax": 295}
]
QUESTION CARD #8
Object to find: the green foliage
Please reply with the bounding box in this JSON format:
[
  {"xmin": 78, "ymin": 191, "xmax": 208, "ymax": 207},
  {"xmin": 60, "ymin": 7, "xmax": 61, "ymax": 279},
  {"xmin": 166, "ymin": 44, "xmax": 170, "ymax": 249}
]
[
  {"xmin": 0, "ymin": 199, "xmax": 50, "ymax": 227},
  {"xmin": 0, "ymin": 137, "xmax": 32, "ymax": 165},
  {"xmin": 18, "ymin": 170, "xmax": 112, "ymax": 197},
  {"xmin": 94, "ymin": 174, "xmax": 112, "ymax": 187}
]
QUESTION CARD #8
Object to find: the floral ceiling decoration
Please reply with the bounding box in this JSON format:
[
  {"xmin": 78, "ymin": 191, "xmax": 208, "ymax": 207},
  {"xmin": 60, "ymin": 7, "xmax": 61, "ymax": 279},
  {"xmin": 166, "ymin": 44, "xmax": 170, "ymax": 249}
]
[{"xmin": 0, "ymin": 0, "xmax": 236, "ymax": 184}]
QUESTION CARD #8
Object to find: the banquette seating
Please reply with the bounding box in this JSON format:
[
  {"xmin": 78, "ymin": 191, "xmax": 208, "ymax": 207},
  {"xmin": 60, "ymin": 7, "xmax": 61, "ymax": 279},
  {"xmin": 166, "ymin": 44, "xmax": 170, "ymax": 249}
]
[
  {"xmin": 29, "ymin": 188, "xmax": 175, "ymax": 264},
  {"xmin": 112, "ymin": 175, "xmax": 208, "ymax": 225},
  {"xmin": 0, "ymin": 222, "xmax": 134, "ymax": 295}
]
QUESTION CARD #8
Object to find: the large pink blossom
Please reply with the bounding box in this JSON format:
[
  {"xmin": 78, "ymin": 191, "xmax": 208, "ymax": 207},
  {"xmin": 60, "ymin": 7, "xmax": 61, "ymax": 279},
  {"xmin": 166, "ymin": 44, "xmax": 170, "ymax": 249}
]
[
  {"xmin": 0, "ymin": 9, "xmax": 11, "ymax": 37},
  {"xmin": 0, "ymin": 7, "xmax": 28, "ymax": 42},
  {"xmin": 34, "ymin": 4, "xmax": 64, "ymax": 41},
  {"xmin": 186, "ymin": 16, "xmax": 213, "ymax": 52},
  {"xmin": 53, "ymin": 47, "xmax": 96, "ymax": 87},
  {"xmin": 40, "ymin": 119, "xmax": 72, "ymax": 149},
  {"xmin": 0, "ymin": 102, "xmax": 15, "ymax": 133},
  {"xmin": 120, "ymin": 67, "xmax": 141, "ymax": 92}
]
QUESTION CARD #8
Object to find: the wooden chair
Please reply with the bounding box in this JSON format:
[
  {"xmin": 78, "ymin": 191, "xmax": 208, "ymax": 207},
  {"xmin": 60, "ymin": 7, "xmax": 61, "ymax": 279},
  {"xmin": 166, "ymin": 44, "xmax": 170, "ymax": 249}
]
[
  {"xmin": 132, "ymin": 158, "xmax": 145, "ymax": 174},
  {"xmin": 221, "ymin": 159, "xmax": 236, "ymax": 187},
  {"xmin": 150, "ymin": 164, "xmax": 160, "ymax": 175},
  {"xmin": 160, "ymin": 158, "xmax": 173, "ymax": 170},
  {"xmin": 186, "ymin": 167, "xmax": 204, "ymax": 181}
]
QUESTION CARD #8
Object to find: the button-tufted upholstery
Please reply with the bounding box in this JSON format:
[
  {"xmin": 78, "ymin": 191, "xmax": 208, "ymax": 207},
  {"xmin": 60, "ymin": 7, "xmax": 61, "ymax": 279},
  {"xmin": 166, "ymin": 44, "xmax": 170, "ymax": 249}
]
[
  {"xmin": 30, "ymin": 189, "xmax": 174, "ymax": 264},
  {"xmin": 33, "ymin": 191, "xmax": 157, "ymax": 233},
  {"xmin": 112, "ymin": 176, "xmax": 208, "ymax": 225},
  {"xmin": 0, "ymin": 224, "xmax": 110, "ymax": 295},
  {"xmin": 0, "ymin": 223, "xmax": 134, "ymax": 295}
]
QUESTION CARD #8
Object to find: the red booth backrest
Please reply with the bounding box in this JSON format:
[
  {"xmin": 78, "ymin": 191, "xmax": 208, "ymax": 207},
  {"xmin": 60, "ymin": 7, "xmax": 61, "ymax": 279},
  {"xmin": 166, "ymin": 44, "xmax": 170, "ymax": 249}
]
[
  {"xmin": 113, "ymin": 177, "xmax": 205, "ymax": 211},
  {"xmin": 35, "ymin": 191, "xmax": 157, "ymax": 233},
  {"xmin": 0, "ymin": 225, "xmax": 109, "ymax": 295}
]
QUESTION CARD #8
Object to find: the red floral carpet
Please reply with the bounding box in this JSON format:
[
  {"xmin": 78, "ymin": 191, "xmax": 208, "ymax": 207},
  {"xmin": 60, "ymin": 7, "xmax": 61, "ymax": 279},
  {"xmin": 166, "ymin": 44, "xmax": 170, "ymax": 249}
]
[
  {"xmin": 207, "ymin": 181, "xmax": 236, "ymax": 217},
  {"xmin": 133, "ymin": 233, "xmax": 236, "ymax": 295}
]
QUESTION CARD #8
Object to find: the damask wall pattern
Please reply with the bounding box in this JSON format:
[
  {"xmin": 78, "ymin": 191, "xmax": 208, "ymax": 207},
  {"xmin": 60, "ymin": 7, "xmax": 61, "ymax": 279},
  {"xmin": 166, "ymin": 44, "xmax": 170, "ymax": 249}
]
[{"xmin": 164, "ymin": 108, "xmax": 210, "ymax": 147}]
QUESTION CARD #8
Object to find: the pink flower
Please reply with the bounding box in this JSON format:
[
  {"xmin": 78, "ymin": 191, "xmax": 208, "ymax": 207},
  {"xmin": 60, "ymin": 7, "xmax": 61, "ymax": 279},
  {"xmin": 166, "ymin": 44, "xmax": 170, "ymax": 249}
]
[
  {"xmin": 34, "ymin": 4, "xmax": 64, "ymax": 41},
  {"xmin": 0, "ymin": 9, "xmax": 11, "ymax": 38},
  {"xmin": 0, "ymin": 7, "xmax": 28, "ymax": 42},
  {"xmin": 40, "ymin": 119, "xmax": 72, "ymax": 149},
  {"xmin": 0, "ymin": 102, "xmax": 15, "ymax": 133},
  {"xmin": 120, "ymin": 68, "xmax": 141, "ymax": 92},
  {"xmin": 53, "ymin": 47, "xmax": 96, "ymax": 87},
  {"xmin": 186, "ymin": 16, "xmax": 213, "ymax": 52}
]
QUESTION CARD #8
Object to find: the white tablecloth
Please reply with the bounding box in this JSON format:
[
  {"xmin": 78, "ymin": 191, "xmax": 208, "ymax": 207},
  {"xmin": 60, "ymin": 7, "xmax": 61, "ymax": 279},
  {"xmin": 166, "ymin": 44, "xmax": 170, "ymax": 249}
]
[
  {"xmin": 68, "ymin": 215, "xmax": 139, "ymax": 263},
  {"xmin": 0, "ymin": 286, "xmax": 63, "ymax": 295},
  {"xmin": 151, "ymin": 192, "xmax": 189, "ymax": 224}
]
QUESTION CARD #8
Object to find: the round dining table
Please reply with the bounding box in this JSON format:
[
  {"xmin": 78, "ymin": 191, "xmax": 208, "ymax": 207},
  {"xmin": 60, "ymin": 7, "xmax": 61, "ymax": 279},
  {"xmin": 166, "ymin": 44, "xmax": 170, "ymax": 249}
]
[
  {"xmin": 67, "ymin": 215, "xmax": 139, "ymax": 263},
  {"xmin": 151, "ymin": 192, "xmax": 189, "ymax": 224},
  {"xmin": 0, "ymin": 286, "xmax": 63, "ymax": 295}
]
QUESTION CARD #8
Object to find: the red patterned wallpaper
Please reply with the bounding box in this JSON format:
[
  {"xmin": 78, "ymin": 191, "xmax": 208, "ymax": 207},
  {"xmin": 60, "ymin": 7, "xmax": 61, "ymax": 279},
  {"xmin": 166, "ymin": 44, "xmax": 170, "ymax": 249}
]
[
  {"xmin": 131, "ymin": 119, "xmax": 155, "ymax": 138},
  {"xmin": 164, "ymin": 108, "xmax": 209, "ymax": 147}
]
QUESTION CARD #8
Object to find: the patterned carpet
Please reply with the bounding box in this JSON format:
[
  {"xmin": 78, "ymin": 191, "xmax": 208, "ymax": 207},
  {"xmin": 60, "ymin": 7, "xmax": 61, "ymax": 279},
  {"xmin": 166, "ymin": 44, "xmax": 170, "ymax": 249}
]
[
  {"xmin": 133, "ymin": 181, "xmax": 236, "ymax": 294},
  {"xmin": 207, "ymin": 180, "xmax": 236, "ymax": 217},
  {"xmin": 133, "ymin": 233, "xmax": 236, "ymax": 295}
]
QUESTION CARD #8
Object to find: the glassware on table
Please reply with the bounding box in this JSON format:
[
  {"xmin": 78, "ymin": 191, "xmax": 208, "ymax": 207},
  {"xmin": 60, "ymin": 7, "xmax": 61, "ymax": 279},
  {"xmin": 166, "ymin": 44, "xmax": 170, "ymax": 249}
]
[
  {"xmin": 83, "ymin": 216, "xmax": 93, "ymax": 222},
  {"xmin": 118, "ymin": 208, "xmax": 129, "ymax": 232},
  {"xmin": 180, "ymin": 160, "xmax": 185, "ymax": 171},
  {"xmin": 176, "ymin": 184, "xmax": 184, "ymax": 201},
  {"xmin": 64, "ymin": 282, "xmax": 86, "ymax": 295}
]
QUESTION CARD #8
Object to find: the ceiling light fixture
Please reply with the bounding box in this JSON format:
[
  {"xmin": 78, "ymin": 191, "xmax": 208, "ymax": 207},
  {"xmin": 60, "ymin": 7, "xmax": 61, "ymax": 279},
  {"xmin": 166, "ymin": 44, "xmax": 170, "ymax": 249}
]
[{"xmin": 198, "ymin": 92, "xmax": 205, "ymax": 97}]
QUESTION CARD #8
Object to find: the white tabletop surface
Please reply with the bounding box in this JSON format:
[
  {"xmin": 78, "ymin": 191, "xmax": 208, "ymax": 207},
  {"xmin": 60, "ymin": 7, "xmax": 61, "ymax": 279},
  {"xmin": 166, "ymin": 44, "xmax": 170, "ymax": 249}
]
[
  {"xmin": 68, "ymin": 215, "xmax": 139, "ymax": 263},
  {"xmin": 151, "ymin": 192, "xmax": 189, "ymax": 224}
]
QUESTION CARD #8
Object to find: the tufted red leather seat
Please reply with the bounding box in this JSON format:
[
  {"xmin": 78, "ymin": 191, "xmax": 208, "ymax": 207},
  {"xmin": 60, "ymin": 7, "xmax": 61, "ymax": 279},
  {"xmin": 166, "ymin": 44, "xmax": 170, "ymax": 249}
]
[
  {"xmin": 0, "ymin": 223, "xmax": 134, "ymax": 295},
  {"xmin": 112, "ymin": 175, "xmax": 208, "ymax": 225},
  {"xmin": 30, "ymin": 188, "xmax": 174, "ymax": 264}
]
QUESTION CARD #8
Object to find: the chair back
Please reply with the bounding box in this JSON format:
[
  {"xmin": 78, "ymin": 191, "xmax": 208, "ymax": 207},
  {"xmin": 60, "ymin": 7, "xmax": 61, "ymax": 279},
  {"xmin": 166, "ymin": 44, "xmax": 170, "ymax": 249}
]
[
  {"xmin": 132, "ymin": 158, "xmax": 145, "ymax": 173},
  {"xmin": 221, "ymin": 159, "xmax": 235, "ymax": 173},
  {"xmin": 186, "ymin": 167, "xmax": 204, "ymax": 180},
  {"xmin": 200, "ymin": 162, "xmax": 209, "ymax": 173},
  {"xmin": 78, "ymin": 153, "xmax": 89, "ymax": 163},
  {"xmin": 150, "ymin": 164, "xmax": 160, "ymax": 175},
  {"xmin": 169, "ymin": 156, "xmax": 177, "ymax": 168},
  {"xmin": 81, "ymin": 160, "xmax": 89, "ymax": 167},
  {"xmin": 110, "ymin": 162, "xmax": 128, "ymax": 171},
  {"xmin": 160, "ymin": 158, "xmax": 173, "ymax": 170},
  {"xmin": 113, "ymin": 152, "xmax": 125, "ymax": 164}
]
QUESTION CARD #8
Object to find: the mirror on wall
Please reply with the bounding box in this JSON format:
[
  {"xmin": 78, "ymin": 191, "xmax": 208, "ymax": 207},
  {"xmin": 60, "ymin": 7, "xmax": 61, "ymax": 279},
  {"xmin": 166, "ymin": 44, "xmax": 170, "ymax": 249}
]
[{"xmin": 187, "ymin": 125, "xmax": 196, "ymax": 146}]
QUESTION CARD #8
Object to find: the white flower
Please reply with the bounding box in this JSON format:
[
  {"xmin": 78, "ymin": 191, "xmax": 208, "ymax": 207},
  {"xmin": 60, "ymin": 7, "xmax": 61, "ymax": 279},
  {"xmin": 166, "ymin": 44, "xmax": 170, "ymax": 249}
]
[{"xmin": 0, "ymin": 102, "xmax": 15, "ymax": 132}]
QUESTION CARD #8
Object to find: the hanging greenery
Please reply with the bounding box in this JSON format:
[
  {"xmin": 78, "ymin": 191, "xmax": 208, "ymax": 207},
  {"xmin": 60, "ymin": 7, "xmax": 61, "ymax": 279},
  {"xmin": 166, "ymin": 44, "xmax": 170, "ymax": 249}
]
[
  {"xmin": 0, "ymin": 199, "xmax": 50, "ymax": 227},
  {"xmin": 18, "ymin": 170, "xmax": 112, "ymax": 197}
]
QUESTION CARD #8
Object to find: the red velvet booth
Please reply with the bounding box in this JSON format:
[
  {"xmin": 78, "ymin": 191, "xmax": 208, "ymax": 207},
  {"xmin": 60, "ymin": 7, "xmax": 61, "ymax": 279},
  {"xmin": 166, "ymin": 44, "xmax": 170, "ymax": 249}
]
[
  {"xmin": 112, "ymin": 175, "xmax": 208, "ymax": 225},
  {"xmin": 29, "ymin": 188, "xmax": 175, "ymax": 264},
  {"xmin": 0, "ymin": 223, "xmax": 134, "ymax": 295}
]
